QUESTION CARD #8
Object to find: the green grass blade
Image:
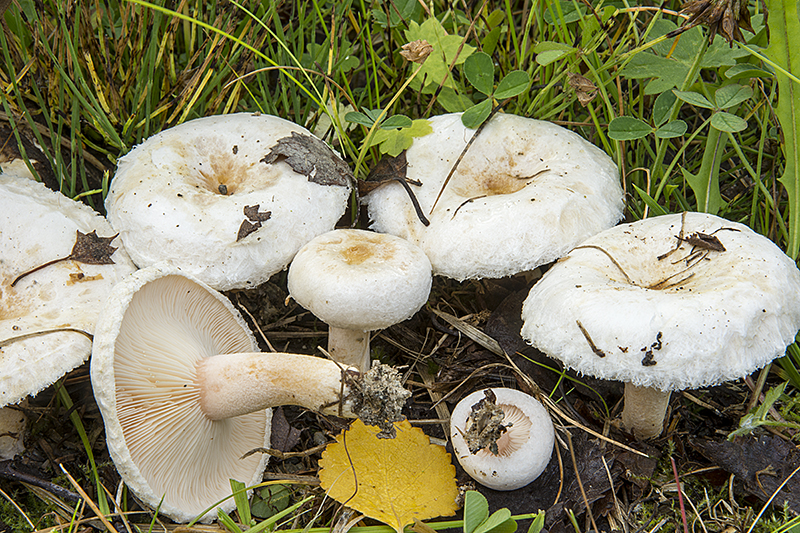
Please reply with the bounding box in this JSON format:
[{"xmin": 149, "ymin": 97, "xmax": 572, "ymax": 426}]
[{"xmin": 765, "ymin": 0, "xmax": 800, "ymax": 258}]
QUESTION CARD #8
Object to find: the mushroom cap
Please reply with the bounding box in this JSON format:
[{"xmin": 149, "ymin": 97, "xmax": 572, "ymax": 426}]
[
  {"xmin": 450, "ymin": 388, "xmax": 554, "ymax": 491},
  {"xmin": 287, "ymin": 229, "xmax": 432, "ymax": 331},
  {"xmin": 364, "ymin": 113, "xmax": 623, "ymax": 281},
  {"xmin": 91, "ymin": 265, "xmax": 270, "ymax": 523},
  {"xmin": 106, "ymin": 113, "xmax": 352, "ymax": 291},
  {"xmin": 521, "ymin": 212, "xmax": 800, "ymax": 392},
  {"xmin": 1, "ymin": 174, "xmax": 136, "ymax": 408}
]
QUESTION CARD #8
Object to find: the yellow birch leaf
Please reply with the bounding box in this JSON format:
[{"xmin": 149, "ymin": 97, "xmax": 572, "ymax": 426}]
[{"xmin": 319, "ymin": 419, "xmax": 459, "ymax": 533}]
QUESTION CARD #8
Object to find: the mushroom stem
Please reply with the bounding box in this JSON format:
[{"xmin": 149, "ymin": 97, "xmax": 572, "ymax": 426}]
[
  {"xmin": 621, "ymin": 383, "xmax": 671, "ymax": 439},
  {"xmin": 327, "ymin": 327, "xmax": 372, "ymax": 373},
  {"xmin": 197, "ymin": 352, "xmax": 358, "ymax": 420}
]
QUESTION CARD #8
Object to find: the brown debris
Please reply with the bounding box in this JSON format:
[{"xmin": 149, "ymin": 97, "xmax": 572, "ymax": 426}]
[
  {"xmin": 693, "ymin": 435, "xmax": 800, "ymax": 513},
  {"xmin": 460, "ymin": 389, "xmax": 509, "ymax": 455},
  {"xmin": 261, "ymin": 131, "xmax": 353, "ymax": 187},
  {"xmin": 347, "ymin": 362, "xmax": 411, "ymax": 439},
  {"xmin": 11, "ymin": 230, "xmax": 118, "ymax": 287},
  {"xmin": 668, "ymin": 0, "xmax": 754, "ymax": 45},
  {"xmin": 400, "ymin": 39, "xmax": 433, "ymax": 64}
]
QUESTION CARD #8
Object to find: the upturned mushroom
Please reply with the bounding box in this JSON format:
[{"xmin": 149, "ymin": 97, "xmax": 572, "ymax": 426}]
[
  {"xmin": 521, "ymin": 212, "xmax": 800, "ymax": 439},
  {"xmin": 1, "ymin": 173, "xmax": 136, "ymax": 409},
  {"xmin": 92, "ymin": 265, "xmax": 408, "ymax": 522},
  {"xmin": 364, "ymin": 113, "xmax": 623, "ymax": 281},
  {"xmin": 450, "ymin": 388, "xmax": 554, "ymax": 490},
  {"xmin": 287, "ymin": 229, "xmax": 432, "ymax": 371},
  {"xmin": 105, "ymin": 113, "xmax": 352, "ymax": 291}
]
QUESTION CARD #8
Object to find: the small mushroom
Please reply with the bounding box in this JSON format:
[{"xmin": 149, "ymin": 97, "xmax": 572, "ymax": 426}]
[
  {"xmin": 105, "ymin": 113, "xmax": 352, "ymax": 291},
  {"xmin": 287, "ymin": 229, "xmax": 432, "ymax": 372},
  {"xmin": 521, "ymin": 212, "xmax": 800, "ymax": 439},
  {"xmin": 1, "ymin": 173, "xmax": 136, "ymax": 409},
  {"xmin": 91, "ymin": 265, "xmax": 406, "ymax": 522},
  {"xmin": 450, "ymin": 388, "xmax": 554, "ymax": 490},
  {"xmin": 364, "ymin": 113, "xmax": 623, "ymax": 281}
]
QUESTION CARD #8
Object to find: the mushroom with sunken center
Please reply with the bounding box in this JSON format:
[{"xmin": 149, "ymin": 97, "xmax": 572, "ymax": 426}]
[
  {"xmin": 450, "ymin": 388, "xmax": 554, "ymax": 491},
  {"xmin": 1, "ymin": 173, "xmax": 135, "ymax": 418},
  {"xmin": 521, "ymin": 212, "xmax": 800, "ymax": 439},
  {"xmin": 105, "ymin": 112, "xmax": 352, "ymax": 291},
  {"xmin": 364, "ymin": 113, "xmax": 624, "ymax": 281},
  {"xmin": 91, "ymin": 265, "xmax": 409, "ymax": 523},
  {"xmin": 287, "ymin": 229, "xmax": 432, "ymax": 372}
]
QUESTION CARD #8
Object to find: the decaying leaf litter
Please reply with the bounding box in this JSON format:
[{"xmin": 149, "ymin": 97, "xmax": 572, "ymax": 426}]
[{"xmin": 3, "ymin": 0, "xmax": 800, "ymax": 532}]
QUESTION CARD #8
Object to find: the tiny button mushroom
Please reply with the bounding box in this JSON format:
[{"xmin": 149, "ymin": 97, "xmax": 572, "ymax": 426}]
[
  {"xmin": 287, "ymin": 229, "xmax": 432, "ymax": 372},
  {"xmin": 521, "ymin": 212, "xmax": 800, "ymax": 439},
  {"xmin": 450, "ymin": 388, "xmax": 554, "ymax": 491}
]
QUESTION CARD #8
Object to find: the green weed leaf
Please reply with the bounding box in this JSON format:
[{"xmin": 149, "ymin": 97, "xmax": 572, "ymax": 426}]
[
  {"xmin": 438, "ymin": 88, "xmax": 474, "ymax": 112},
  {"xmin": 474, "ymin": 509, "xmax": 516, "ymax": 533},
  {"xmin": 652, "ymin": 91, "xmax": 677, "ymax": 127},
  {"xmin": 218, "ymin": 508, "xmax": 241, "ymax": 532},
  {"xmin": 463, "ymin": 491, "xmax": 489, "ymax": 533},
  {"xmin": 494, "ymin": 71, "xmax": 530, "ymax": 99},
  {"xmin": 632, "ymin": 183, "xmax": 669, "ymax": 216},
  {"xmin": 714, "ymin": 84, "xmax": 752, "ymax": 109},
  {"xmin": 461, "ymin": 99, "xmax": 493, "ymax": 129},
  {"xmin": 701, "ymin": 37, "xmax": 749, "ymax": 68},
  {"xmin": 371, "ymin": 0, "xmax": 421, "ymax": 28},
  {"xmin": 766, "ymin": 0, "xmax": 800, "ymax": 257},
  {"xmin": 655, "ymin": 120, "xmax": 687, "ymax": 138},
  {"xmin": 230, "ymin": 479, "xmax": 252, "ymax": 526},
  {"xmin": 711, "ymin": 111, "xmax": 747, "ymax": 132},
  {"xmin": 608, "ymin": 116, "xmax": 652, "ymax": 140},
  {"xmin": 682, "ymin": 155, "xmax": 725, "ymax": 214},
  {"xmin": 482, "ymin": 26, "xmax": 502, "ymax": 56},
  {"xmin": 535, "ymin": 50, "xmax": 568, "ymax": 65},
  {"xmin": 533, "ymin": 41, "xmax": 574, "ymax": 66},
  {"xmin": 527, "ymin": 512, "xmax": 545, "ymax": 533},
  {"xmin": 381, "ymin": 115, "xmax": 413, "ymax": 129},
  {"xmin": 621, "ymin": 54, "xmax": 687, "ymax": 86},
  {"xmin": 621, "ymin": 20, "xmax": 743, "ymax": 95},
  {"xmin": 465, "ymin": 52, "xmax": 495, "ymax": 95},
  {"xmin": 543, "ymin": 1, "xmax": 586, "ymax": 24},
  {"xmin": 673, "ymin": 90, "xmax": 714, "ymax": 109},
  {"xmin": 366, "ymin": 119, "xmax": 433, "ymax": 156},
  {"xmin": 345, "ymin": 111, "xmax": 374, "ymax": 127},
  {"xmin": 724, "ymin": 64, "xmax": 773, "ymax": 81},
  {"xmin": 405, "ymin": 18, "xmax": 475, "ymax": 91}
]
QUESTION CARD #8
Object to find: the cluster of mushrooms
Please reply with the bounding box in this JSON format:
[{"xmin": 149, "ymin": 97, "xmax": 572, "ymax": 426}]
[{"xmin": 3, "ymin": 110, "xmax": 800, "ymax": 523}]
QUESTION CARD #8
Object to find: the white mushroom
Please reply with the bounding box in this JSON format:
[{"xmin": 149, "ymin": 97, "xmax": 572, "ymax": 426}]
[
  {"xmin": 287, "ymin": 229, "xmax": 432, "ymax": 371},
  {"xmin": 1, "ymin": 173, "xmax": 136, "ymax": 409},
  {"xmin": 450, "ymin": 388, "xmax": 554, "ymax": 490},
  {"xmin": 364, "ymin": 113, "xmax": 623, "ymax": 281},
  {"xmin": 106, "ymin": 113, "xmax": 352, "ymax": 291},
  {"xmin": 91, "ymin": 265, "xmax": 371, "ymax": 523},
  {"xmin": 521, "ymin": 212, "xmax": 800, "ymax": 439}
]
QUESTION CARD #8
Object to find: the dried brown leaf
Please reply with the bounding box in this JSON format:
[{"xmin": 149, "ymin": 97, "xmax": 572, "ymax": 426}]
[{"xmin": 261, "ymin": 131, "xmax": 352, "ymax": 187}]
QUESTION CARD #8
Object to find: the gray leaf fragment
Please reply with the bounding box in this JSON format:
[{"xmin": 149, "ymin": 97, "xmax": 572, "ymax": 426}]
[{"xmin": 261, "ymin": 132, "xmax": 353, "ymax": 188}]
